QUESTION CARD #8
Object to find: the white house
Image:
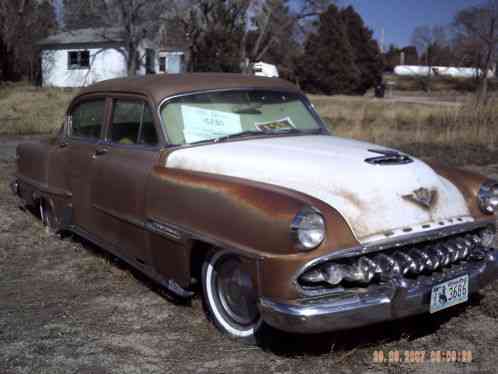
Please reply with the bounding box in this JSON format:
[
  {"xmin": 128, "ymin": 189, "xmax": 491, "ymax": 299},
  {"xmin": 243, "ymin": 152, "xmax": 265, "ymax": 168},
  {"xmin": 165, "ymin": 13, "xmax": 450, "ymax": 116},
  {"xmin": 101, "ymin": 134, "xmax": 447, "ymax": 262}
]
[{"xmin": 38, "ymin": 27, "xmax": 187, "ymax": 88}]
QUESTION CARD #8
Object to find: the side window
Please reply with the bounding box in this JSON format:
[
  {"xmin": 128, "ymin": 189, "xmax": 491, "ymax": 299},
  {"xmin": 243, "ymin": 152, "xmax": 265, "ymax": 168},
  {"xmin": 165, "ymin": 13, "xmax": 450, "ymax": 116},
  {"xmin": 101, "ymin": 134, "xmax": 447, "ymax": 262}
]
[
  {"xmin": 111, "ymin": 101, "xmax": 142, "ymax": 144},
  {"xmin": 70, "ymin": 99, "xmax": 105, "ymax": 139},
  {"xmin": 110, "ymin": 100, "xmax": 158, "ymax": 146}
]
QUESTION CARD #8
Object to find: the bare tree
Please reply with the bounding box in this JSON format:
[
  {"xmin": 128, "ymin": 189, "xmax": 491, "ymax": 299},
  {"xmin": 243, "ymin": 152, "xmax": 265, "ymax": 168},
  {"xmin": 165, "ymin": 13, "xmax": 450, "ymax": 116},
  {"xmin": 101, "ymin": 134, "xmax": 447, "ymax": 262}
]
[
  {"xmin": 239, "ymin": 0, "xmax": 332, "ymax": 73},
  {"xmin": 412, "ymin": 25, "xmax": 449, "ymax": 66},
  {"xmin": 411, "ymin": 25, "xmax": 452, "ymax": 92},
  {"xmin": 169, "ymin": 0, "xmax": 331, "ymax": 73},
  {"xmin": 0, "ymin": 0, "xmax": 56, "ymax": 82},
  {"xmin": 65, "ymin": 0, "xmax": 173, "ymax": 76},
  {"xmin": 454, "ymin": 0, "xmax": 498, "ymax": 101},
  {"xmin": 168, "ymin": 0, "xmax": 250, "ymax": 72}
]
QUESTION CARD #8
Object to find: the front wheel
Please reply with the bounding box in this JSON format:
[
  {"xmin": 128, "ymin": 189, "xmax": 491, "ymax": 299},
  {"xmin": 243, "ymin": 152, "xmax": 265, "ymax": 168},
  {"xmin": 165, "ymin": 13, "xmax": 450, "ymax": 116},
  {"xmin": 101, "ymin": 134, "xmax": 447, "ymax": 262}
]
[{"xmin": 202, "ymin": 250, "xmax": 263, "ymax": 342}]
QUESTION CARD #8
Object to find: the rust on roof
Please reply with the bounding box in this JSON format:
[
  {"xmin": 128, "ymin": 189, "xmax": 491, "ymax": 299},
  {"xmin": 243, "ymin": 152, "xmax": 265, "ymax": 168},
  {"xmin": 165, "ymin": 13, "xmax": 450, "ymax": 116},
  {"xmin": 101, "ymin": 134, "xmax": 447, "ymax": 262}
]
[{"xmin": 79, "ymin": 73, "xmax": 300, "ymax": 104}]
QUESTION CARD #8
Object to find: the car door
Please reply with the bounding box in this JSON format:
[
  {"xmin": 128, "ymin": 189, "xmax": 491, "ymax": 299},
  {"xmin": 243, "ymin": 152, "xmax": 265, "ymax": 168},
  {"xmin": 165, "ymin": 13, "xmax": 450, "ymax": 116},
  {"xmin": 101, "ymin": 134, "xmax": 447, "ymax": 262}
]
[
  {"xmin": 62, "ymin": 96, "xmax": 109, "ymax": 232},
  {"xmin": 90, "ymin": 96, "xmax": 161, "ymax": 267}
]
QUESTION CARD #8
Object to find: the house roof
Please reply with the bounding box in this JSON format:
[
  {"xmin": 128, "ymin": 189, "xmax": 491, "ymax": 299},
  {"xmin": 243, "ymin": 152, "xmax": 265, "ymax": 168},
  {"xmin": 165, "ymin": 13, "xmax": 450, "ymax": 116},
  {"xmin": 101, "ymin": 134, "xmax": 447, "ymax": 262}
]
[
  {"xmin": 37, "ymin": 27, "xmax": 125, "ymax": 46},
  {"xmin": 79, "ymin": 73, "xmax": 300, "ymax": 104}
]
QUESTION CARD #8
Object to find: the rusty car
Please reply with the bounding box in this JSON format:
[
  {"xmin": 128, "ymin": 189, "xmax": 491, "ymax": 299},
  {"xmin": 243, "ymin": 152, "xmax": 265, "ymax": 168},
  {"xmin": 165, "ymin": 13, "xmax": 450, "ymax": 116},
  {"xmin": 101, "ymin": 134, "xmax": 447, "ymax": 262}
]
[{"xmin": 11, "ymin": 74, "xmax": 498, "ymax": 342}]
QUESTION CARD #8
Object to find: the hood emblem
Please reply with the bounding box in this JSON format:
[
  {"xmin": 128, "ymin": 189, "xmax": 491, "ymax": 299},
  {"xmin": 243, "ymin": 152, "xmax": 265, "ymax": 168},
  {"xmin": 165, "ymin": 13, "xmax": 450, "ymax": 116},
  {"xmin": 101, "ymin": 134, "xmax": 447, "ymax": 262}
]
[
  {"xmin": 403, "ymin": 188, "xmax": 437, "ymax": 209},
  {"xmin": 365, "ymin": 149, "xmax": 413, "ymax": 165}
]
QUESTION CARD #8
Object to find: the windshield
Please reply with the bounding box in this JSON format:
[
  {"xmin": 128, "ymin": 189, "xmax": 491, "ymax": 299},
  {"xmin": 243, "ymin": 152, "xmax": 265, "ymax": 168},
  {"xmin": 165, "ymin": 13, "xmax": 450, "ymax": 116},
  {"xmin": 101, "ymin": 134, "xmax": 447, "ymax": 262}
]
[{"xmin": 159, "ymin": 90, "xmax": 324, "ymax": 145}]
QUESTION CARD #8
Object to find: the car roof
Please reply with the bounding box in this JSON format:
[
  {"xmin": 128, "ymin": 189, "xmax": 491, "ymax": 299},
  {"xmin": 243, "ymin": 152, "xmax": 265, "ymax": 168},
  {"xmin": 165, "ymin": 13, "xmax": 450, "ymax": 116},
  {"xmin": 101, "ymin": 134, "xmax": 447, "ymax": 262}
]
[{"xmin": 79, "ymin": 73, "xmax": 301, "ymax": 104}]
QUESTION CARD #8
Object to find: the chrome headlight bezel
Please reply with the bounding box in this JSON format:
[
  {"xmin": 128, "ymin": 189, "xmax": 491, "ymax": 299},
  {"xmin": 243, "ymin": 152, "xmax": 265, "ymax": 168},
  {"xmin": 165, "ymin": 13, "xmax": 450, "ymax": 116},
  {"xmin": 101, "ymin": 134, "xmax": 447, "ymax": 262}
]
[
  {"xmin": 478, "ymin": 179, "xmax": 498, "ymax": 215},
  {"xmin": 291, "ymin": 207, "xmax": 326, "ymax": 251}
]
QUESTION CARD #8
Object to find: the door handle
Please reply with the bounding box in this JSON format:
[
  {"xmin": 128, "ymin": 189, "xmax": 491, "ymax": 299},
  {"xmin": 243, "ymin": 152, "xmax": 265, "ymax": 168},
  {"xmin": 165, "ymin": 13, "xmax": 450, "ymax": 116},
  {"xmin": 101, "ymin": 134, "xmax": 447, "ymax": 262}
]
[{"xmin": 92, "ymin": 148, "xmax": 109, "ymax": 159}]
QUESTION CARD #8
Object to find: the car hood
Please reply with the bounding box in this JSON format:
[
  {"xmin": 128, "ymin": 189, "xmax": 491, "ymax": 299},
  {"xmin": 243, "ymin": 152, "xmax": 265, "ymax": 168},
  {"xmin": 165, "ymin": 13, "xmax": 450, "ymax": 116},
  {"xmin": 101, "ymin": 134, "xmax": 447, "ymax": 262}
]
[{"xmin": 166, "ymin": 135, "xmax": 472, "ymax": 244}]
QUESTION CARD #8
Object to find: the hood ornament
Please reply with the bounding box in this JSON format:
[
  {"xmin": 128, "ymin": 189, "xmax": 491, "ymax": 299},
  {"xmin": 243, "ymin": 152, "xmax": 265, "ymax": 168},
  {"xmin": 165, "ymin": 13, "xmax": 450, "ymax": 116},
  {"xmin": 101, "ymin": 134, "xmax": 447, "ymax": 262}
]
[
  {"xmin": 403, "ymin": 188, "xmax": 437, "ymax": 209},
  {"xmin": 365, "ymin": 149, "xmax": 413, "ymax": 165}
]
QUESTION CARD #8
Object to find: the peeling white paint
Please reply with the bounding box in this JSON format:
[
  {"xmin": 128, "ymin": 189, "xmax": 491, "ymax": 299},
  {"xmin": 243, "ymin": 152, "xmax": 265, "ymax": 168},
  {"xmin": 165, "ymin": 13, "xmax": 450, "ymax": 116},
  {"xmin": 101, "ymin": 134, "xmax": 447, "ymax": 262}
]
[{"xmin": 166, "ymin": 135, "xmax": 471, "ymax": 244}]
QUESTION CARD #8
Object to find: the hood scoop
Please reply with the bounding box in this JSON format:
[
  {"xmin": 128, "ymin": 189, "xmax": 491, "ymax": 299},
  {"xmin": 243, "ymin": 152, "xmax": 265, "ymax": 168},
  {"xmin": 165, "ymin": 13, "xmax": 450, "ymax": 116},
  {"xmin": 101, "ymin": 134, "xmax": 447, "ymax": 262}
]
[{"xmin": 365, "ymin": 149, "xmax": 413, "ymax": 166}]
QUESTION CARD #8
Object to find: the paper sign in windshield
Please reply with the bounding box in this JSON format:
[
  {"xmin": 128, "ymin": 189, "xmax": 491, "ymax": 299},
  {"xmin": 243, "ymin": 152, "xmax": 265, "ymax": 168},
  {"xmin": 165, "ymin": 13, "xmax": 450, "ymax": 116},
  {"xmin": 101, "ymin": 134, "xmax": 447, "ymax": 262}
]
[
  {"xmin": 181, "ymin": 105, "xmax": 242, "ymax": 143},
  {"xmin": 255, "ymin": 117, "xmax": 295, "ymax": 132}
]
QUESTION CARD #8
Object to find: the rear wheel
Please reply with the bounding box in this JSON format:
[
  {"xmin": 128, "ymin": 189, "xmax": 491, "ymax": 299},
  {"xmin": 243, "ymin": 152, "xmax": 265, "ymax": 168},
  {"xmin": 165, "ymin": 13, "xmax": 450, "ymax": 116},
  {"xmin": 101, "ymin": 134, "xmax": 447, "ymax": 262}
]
[
  {"xmin": 39, "ymin": 199, "xmax": 58, "ymax": 235},
  {"xmin": 202, "ymin": 250, "xmax": 262, "ymax": 342}
]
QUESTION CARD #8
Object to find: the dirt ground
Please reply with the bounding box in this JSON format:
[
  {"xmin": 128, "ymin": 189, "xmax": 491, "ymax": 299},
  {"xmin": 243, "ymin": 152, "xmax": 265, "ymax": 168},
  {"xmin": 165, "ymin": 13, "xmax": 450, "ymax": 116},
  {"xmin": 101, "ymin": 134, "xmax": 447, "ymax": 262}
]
[{"xmin": 1, "ymin": 137, "xmax": 497, "ymax": 374}]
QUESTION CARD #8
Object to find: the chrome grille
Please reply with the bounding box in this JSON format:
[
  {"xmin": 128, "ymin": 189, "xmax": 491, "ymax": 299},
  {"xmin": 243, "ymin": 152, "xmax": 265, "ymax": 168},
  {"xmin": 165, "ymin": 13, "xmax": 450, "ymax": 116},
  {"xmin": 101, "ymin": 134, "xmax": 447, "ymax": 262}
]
[{"xmin": 299, "ymin": 231, "xmax": 494, "ymax": 289}]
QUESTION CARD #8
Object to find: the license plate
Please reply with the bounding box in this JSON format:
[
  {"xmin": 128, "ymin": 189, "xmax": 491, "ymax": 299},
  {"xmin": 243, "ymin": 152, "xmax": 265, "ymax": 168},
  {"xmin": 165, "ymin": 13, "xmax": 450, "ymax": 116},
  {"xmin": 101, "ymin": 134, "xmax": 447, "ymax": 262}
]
[{"xmin": 430, "ymin": 274, "xmax": 469, "ymax": 313}]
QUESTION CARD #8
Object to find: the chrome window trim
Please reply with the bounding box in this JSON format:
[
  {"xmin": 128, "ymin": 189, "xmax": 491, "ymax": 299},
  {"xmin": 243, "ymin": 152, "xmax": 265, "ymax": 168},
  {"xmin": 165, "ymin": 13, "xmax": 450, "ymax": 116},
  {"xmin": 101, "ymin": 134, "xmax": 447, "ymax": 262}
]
[
  {"xmin": 102, "ymin": 141, "xmax": 162, "ymax": 152},
  {"xmin": 155, "ymin": 87, "xmax": 330, "ymax": 148}
]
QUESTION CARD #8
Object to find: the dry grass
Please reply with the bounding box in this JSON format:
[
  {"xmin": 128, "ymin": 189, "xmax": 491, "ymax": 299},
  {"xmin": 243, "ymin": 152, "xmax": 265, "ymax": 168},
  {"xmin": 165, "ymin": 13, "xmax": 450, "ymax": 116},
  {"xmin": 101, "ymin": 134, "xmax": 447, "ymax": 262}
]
[
  {"xmin": 310, "ymin": 94, "xmax": 498, "ymax": 165},
  {"xmin": 0, "ymin": 82, "xmax": 76, "ymax": 135},
  {"xmin": 1, "ymin": 83, "xmax": 497, "ymax": 165},
  {"xmin": 383, "ymin": 74, "xmax": 498, "ymax": 93}
]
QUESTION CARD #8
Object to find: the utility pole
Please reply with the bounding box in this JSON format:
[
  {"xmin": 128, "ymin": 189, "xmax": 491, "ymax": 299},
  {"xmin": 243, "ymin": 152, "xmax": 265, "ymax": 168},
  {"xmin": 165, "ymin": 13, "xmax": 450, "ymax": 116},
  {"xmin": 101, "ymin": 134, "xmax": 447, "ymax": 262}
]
[
  {"xmin": 380, "ymin": 27, "xmax": 385, "ymax": 53},
  {"xmin": 54, "ymin": 0, "xmax": 65, "ymax": 30}
]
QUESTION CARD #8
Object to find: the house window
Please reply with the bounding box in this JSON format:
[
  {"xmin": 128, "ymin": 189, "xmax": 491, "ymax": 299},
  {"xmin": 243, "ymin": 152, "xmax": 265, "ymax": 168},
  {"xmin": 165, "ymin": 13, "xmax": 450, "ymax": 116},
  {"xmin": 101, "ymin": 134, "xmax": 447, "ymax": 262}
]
[
  {"xmin": 68, "ymin": 50, "xmax": 90, "ymax": 69},
  {"xmin": 145, "ymin": 49, "xmax": 155, "ymax": 74},
  {"xmin": 159, "ymin": 52, "xmax": 185, "ymax": 74},
  {"xmin": 159, "ymin": 57, "xmax": 166, "ymax": 72}
]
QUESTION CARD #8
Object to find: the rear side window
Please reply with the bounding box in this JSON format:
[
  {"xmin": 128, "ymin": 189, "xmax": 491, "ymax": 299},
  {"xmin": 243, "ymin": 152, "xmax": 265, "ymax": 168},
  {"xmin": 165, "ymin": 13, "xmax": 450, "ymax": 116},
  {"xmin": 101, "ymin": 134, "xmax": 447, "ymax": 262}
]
[
  {"xmin": 110, "ymin": 100, "xmax": 158, "ymax": 146},
  {"xmin": 70, "ymin": 100, "xmax": 106, "ymax": 139}
]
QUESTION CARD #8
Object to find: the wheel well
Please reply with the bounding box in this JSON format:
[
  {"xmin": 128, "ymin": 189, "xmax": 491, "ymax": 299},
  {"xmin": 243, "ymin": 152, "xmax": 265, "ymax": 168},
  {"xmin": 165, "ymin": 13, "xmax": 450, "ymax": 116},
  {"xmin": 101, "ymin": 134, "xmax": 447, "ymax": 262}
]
[{"xmin": 189, "ymin": 240, "xmax": 212, "ymax": 285}]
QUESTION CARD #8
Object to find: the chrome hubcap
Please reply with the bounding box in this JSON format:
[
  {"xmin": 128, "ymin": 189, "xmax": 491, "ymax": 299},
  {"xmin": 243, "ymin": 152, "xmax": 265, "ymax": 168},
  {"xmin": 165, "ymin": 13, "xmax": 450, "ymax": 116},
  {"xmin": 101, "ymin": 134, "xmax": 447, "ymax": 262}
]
[{"xmin": 215, "ymin": 257, "xmax": 259, "ymax": 326}]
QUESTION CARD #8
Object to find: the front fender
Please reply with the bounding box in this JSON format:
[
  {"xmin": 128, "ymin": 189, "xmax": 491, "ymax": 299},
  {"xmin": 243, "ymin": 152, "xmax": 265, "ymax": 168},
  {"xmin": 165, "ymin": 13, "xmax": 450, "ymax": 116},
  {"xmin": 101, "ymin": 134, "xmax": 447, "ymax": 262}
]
[
  {"xmin": 145, "ymin": 165, "xmax": 359, "ymax": 299},
  {"xmin": 146, "ymin": 166, "xmax": 358, "ymax": 257},
  {"xmin": 428, "ymin": 161, "xmax": 492, "ymax": 220}
]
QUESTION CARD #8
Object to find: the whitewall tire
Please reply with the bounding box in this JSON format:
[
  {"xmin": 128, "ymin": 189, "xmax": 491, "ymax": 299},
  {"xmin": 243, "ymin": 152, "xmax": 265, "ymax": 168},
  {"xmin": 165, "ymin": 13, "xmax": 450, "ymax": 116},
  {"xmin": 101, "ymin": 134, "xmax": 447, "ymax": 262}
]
[{"xmin": 202, "ymin": 250, "xmax": 263, "ymax": 341}]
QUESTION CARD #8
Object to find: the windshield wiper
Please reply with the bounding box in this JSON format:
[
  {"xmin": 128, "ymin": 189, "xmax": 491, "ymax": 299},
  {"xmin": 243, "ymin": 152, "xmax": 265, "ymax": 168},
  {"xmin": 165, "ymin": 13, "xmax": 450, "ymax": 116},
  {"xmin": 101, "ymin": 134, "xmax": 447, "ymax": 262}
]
[
  {"xmin": 213, "ymin": 130, "xmax": 267, "ymax": 143},
  {"xmin": 187, "ymin": 128, "xmax": 321, "ymax": 146}
]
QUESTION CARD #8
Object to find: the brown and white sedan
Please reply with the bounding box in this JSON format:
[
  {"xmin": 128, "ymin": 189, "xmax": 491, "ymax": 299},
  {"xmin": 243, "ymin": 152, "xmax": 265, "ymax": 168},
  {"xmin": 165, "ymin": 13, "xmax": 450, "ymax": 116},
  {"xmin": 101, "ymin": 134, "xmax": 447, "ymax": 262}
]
[{"xmin": 11, "ymin": 74, "xmax": 498, "ymax": 342}]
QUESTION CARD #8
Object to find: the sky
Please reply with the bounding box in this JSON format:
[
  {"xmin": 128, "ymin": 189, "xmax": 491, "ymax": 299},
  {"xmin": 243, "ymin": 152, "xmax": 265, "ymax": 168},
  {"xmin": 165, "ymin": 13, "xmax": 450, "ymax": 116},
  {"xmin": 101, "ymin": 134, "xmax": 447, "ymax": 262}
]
[
  {"xmin": 52, "ymin": 0, "xmax": 484, "ymax": 49},
  {"xmin": 339, "ymin": 0, "xmax": 485, "ymax": 48}
]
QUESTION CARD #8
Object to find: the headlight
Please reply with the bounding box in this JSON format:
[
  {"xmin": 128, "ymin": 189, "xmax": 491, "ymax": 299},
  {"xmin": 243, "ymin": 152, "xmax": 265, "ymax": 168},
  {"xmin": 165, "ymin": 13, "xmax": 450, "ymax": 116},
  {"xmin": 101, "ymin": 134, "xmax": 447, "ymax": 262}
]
[
  {"xmin": 478, "ymin": 180, "xmax": 498, "ymax": 214},
  {"xmin": 291, "ymin": 208, "xmax": 326, "ymax": 251}
]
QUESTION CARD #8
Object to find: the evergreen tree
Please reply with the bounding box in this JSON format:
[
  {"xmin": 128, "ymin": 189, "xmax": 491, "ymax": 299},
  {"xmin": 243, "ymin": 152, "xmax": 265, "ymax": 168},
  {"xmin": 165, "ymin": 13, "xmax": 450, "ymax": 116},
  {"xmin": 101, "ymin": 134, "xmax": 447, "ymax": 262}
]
[
  {"xmin": 298, "ymin": 4, "xmax": 384, "ymax": 95},
  {"xmin": 298, "ymin": 4, "xmax": 361, "ymax": 95},
  {"xmin": 340, "ymin": 6, "xmax": 384, "ymax": 94}
]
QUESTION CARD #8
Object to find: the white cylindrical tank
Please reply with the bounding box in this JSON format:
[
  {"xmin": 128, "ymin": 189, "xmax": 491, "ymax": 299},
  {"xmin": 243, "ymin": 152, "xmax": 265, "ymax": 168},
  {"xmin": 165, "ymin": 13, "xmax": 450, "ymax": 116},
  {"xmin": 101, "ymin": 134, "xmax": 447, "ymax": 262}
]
[{"xmin": 394, "ymin": 65, "xmax": 493, "ymax": 79}]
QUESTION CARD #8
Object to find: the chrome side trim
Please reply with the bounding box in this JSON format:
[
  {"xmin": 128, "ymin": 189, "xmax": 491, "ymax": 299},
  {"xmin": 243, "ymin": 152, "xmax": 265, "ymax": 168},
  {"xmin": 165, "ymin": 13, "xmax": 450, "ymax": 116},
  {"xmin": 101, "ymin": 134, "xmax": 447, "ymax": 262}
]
[
  {"xmin": 147, "ymin": 216, "xmax": 263, "ymax": 260},
  {"xmin": 145, "ymin": 220, "xmax": 183, "ymax": 241},
  {"xmin": 92, "ymin": 204, "xmax": 145, "ymax": 229},
  {"xmin": 297, "ymin": 219, "xmax": 496, "ymax": 279}
]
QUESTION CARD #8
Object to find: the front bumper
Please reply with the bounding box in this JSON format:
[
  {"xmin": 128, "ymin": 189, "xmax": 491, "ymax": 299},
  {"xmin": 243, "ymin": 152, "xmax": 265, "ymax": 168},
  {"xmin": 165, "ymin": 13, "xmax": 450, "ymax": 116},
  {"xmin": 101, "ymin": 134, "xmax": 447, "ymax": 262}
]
[{"xmin": 259, "ymin": 249, "xmax": 498, "ymax": 334}]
